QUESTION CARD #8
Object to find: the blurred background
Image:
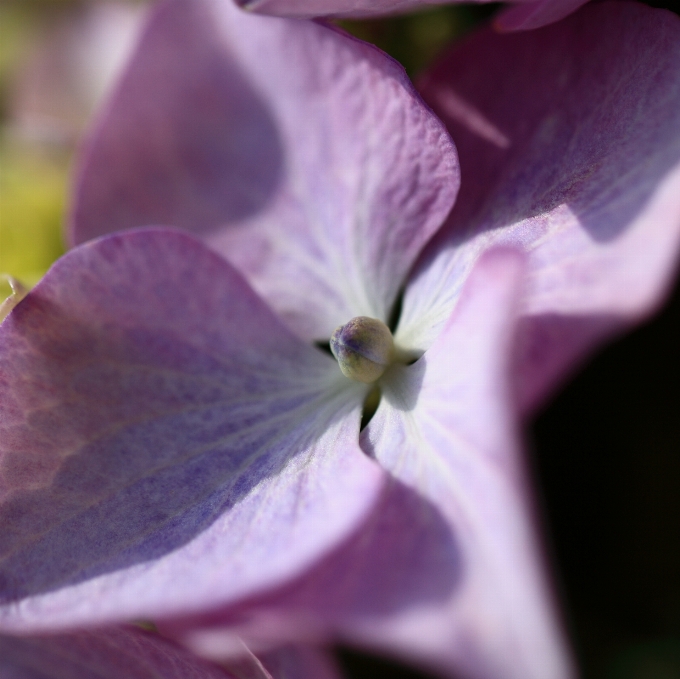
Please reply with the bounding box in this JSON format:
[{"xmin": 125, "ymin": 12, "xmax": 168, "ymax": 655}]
[{"xmin": 0, "ymin": 1, "xmax": 678, "ymax": 677}]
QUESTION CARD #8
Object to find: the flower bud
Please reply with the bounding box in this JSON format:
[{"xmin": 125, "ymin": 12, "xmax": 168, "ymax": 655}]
[{"xmin": 330, "ymin": 316, "xmax": 395, "ymax": 383}]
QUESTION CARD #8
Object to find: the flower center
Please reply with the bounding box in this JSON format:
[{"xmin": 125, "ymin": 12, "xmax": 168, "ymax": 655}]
[{"xmin": 330, "ymin": 316, "xmax": 396, "ymax": 383}]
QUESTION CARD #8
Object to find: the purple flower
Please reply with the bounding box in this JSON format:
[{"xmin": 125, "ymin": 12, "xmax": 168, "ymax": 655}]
[{"xmin": 1, "ymin": 2, "xmax": 680, "ymax": 679}]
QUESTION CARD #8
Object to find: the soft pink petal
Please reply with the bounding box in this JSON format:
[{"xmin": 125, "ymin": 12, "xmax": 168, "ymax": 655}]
[
  {"xmin": 397, "ymin": 1, "xmax": 680, "ymax": 412},
  {"xmin": 8, "ymin": 2, "xmax": 145, "ymax": 148},
  {"xmin": 71, "ymin": 0, "xmax": 458, "ymax": 341},
  {"xmin": 153, "ymin": 252, "xmax": 574, "ymax": 679},
  {"xmin": 0, "ymin": 626, "xmax": 232, "ymax": 679},
  {"xmin": 0, "ymin": 229, "xmax": 383, "ymax": 631}
]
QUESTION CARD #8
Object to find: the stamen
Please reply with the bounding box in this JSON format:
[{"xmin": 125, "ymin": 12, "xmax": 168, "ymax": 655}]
[{"xmin": 330, "ymin": 316, "xmax": 395, "ymax": 383}]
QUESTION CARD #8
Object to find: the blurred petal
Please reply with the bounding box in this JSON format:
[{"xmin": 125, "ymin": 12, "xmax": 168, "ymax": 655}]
[
  {"xmin": 71, "ymin": 0, "xmax": 459, "ymax": 341},
  {"xmin": 0, "ymin": 626, "xmax": 232, "ymax": 679},
  {"xmin": 495, "ymin": 0, "xmax": 589, "ymax": 32},
  {"xmin": 157, "ymin": 252, "xmax": 574, "ymax": 679},
  {"xmin": 397, "ymin": 1, "xmax": 680, "ymax": 411},
  {"xmin": 8, "ymin": 2, "xmax": 145, "ymax": 148},
  {"xmin": 236, "ymin": 0, "xmax": 450, "ymax": 19},
  {"xmin": 237, "ymin": 0, "xmax": 586, "ymax": 27},
  {"xmin": 0, "ymin": 229, "xmax": 383, "ymax": 631}
]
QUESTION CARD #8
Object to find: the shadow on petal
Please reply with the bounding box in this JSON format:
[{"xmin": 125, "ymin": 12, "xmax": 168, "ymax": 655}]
[
  {"xmin": 171, "ymin": 475, "xmax": 462, "ymax": 634},
  {"xmin": 0, "ymin": 231, "xmax": 363, "ymax": 607},
  {"xmin": 420, "ymin": 4, "xmax": 680, "ymax": 246},
  {"xmin": 72, "ymin": 0, "xmax": 284, "ymax": 242}
]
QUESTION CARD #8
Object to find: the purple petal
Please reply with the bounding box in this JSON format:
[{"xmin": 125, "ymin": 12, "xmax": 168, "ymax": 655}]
[
  {"xmin": 235, "ymin": 0, "xmax": 453, "ymax": 19},
  {"xmin": 152, "ymin": 252, "xmax": 575, "ymax": 679},
  {"xmin": 224, "ymin": 644, "xmax": 344, "ymax": 679},
  {"xmin": 0, "ymin": 228, "xmax": 383, "ymax": 631},
  {"xmin": 398, "ymin": 1, "xmax": 680, "ymax": 412},
  {"xmin": 0, "ymin": 626, "xmax": 232, "ymax": 679},
  {"xmin": 495, "ymin": 0, "xmax": 590, "ymax": 32},
  {"xmin": 71, "ymin": 0, "xmax": 459, "ymax": 341},
  {"xmin": 235, "ymin": 0, "xmax": 588, "ymax": 27}
]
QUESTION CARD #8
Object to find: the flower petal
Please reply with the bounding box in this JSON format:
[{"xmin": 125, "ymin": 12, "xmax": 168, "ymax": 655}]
[
  {"xmin": 235, "ymin": 0, "xmax": 452, "ymax": 19},
  {"xmin": 0, "ymin": 626, "xmax": 232, "ymax": 679},
  {"xmin": 70, "ymin": 0, "xmax": 459, "ymax": 341},
  {"xmin": 232, "ymin": 644, "xmax": 344, "ymax": 679},
  {"xmin": 0, "ymin": 228, "xmax": 383, "ymax": 631},
  {"xmin": 397, "ymin": 1, "xmax": 680, "ymax": 412},
  {"xmin": 153, "ymin": 251, "xmax": 575, "ymax": 679},
  {"xmin": 357, "ymin": 250, "xmax": 573, "ymax": 679},
  {"xmin": 495, "ymin": 0, "xmax": 590, "ymax": 32}
]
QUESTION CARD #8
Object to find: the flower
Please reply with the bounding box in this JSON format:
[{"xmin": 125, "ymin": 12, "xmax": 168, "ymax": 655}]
[{"xmin": 1, "ymin": 2, "xmax": 680, "ymax": 679}]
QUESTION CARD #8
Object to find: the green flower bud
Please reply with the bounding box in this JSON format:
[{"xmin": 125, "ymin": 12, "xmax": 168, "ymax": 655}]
[{"xmin": 330, "ymin": 316, "xmax": 395, "ymax": 383}]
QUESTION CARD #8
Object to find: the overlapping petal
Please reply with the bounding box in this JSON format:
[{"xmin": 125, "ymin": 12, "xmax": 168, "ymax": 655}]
[
  {"xmin": 154, "ymin": 252, "xmax": 573, "ymax": 679},
  {"xmin": 236, "ymin": 0, "xmax": 589, "ymax": 29},
  {"xmin": 71, "ymin": 0, "xmax": 459, "ymax": 341},
  {"xmin": 0, "ymin": 626, "xmax": 233, "ymax": 679},
  {"xmin": 495, "ymin": 0, "xmax": 590, "ymax": 32},
  {"xmin": 396, "ymin": 1, "xmax": 680, "ymax": 411},
  {"xmin": 0, "ymin": 229, "xmax": 384, "ymax": 631}
]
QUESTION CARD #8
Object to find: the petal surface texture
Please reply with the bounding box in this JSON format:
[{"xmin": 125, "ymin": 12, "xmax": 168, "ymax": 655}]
[
  {"xmin": 70, "ymin": 0, "xmax": 459, "ymax": 341},
  {"xmin": 160, "ymin": 252, "xmax": 574, "ymax": 679},
  {"xmin": 398, "ymin": 1, "xmax": 680, "ymax": 411},
  {"xmin": 0, "ymin": 626, "xmax": 233, "ymax": 679},
  {"xmin": 0, "ymin": 229, "xmax": 383, "ymax": 630}
]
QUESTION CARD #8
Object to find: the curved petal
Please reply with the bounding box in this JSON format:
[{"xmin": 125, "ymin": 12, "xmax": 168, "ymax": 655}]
[
  {"xmin": 70, "ymin": 0, "xmax": 459, "ymax": 341},
  {"xmin": 397, "ymin": 1, "xmax": 680, "ymax": 412},
  {"xmin": 495, "ymin": 0, "xmax": 590, "ymax": 32},
  {"xmin": 0, "ymin": 229, "xmax": 383, "ymax": 631},
  {"xmin": 0, "ymin": 626, "xmax": 232, "ymax": 679},
  {"xmin": 235, "ymin": 0, "xmax": 454, "ymax": 19},
  {"xmin": 229, "ymin": 644, "xmax": 344, "ymax": 679},
  {"xmin": 152, "ymin": 252, "xmax": 575, "ymax": 679}
]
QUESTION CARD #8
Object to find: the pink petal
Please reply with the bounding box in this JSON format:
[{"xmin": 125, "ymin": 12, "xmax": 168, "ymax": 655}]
[
  {"xmin": 398, "ymin": 1, "xmax": 680, "ymax": 412},
  {"xmin": 70, "ymin": 0, "xmax": 458, "ymax": 341},
  {"xmin": 0, "ymin": 229, "xmax": 383, "ymax": 631},
  {"xmin": 0, "ymin": 626, "xmax": 232, "ymax": 679},
  {"xmin": 8, "ymin": 2, "xmax": 145, "ymax": 148},
  {"xmin": 154, "ymin": 252, "xmax": 575, "ymax": 679}
]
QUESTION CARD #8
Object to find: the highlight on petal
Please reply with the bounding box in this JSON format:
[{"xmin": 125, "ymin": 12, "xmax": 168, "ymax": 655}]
[
  {"xmin": 150, "ymin": 252, "xmax": 575, "ymax": 679},
  {"xmin": 71, "ymin": 0, "xmax": 459, "ymax": 342},
  {"xmin": 0, "ymin": 626, "xmax": 233, "ymax": 679},
  {"xmin": 397, "ymin": 1, "xmax": 680, "ymax": 412},
  {"xmin": 357, "ymin": 250, "xmax": 574, "ymax": 679},
  {"xmin": 0, "ymin": 228, "xmax": 384, "ymax": 631}
]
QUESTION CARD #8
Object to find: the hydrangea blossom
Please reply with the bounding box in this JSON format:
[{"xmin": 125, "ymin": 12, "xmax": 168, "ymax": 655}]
[{"xmin": 1, "ymin": 2, "xmax": 680, "ymax": 679}]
